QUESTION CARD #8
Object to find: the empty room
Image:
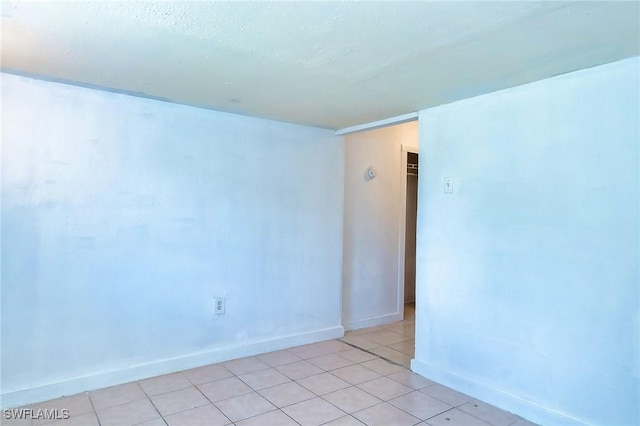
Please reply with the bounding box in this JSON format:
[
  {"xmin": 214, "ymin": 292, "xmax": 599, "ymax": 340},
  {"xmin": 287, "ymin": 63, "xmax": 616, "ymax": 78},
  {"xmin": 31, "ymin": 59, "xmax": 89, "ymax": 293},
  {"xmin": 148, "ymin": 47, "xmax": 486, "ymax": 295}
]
[{"xmin": 1, "ymin": 2, "xmax": 638, "ymax": 426}]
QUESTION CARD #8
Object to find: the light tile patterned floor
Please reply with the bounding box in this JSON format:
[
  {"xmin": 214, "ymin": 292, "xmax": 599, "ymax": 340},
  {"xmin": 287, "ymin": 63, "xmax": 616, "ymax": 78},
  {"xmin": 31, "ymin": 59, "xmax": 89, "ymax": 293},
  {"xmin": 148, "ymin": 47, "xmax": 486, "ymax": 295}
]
[
  {"xmin": 340, "ymin": 304, "xmax": 416, "ymax": 369},
  {"xmin": 3, "ymin": 304, "xmax": 537, "ymax": 426}
]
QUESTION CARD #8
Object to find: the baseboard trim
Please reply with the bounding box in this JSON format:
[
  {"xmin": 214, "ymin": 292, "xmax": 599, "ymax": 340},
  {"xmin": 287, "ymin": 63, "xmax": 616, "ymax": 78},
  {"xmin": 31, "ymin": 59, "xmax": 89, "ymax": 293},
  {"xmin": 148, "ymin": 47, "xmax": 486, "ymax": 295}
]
[
  {"xmin": 1, "ymin": 325, "xmax": 344, "ymax": 409},
  {"xmin": 410, "ymin": 359, "xmax": 588, "ymax": 426},
  {"xmin": 344, "ymin": 312, "xmax": 402, "ymax": 331}
]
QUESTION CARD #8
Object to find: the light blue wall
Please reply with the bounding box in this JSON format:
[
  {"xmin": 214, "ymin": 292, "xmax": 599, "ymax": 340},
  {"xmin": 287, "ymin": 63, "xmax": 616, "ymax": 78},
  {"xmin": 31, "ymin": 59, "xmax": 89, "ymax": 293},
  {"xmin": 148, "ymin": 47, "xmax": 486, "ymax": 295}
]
[
  {"xmin": 1, "ymin": 74, "xmax": 344, "ymax": 407},
  {"xmin": 412, "ymin": 57, "xmax": 639, "ymax": 426}
]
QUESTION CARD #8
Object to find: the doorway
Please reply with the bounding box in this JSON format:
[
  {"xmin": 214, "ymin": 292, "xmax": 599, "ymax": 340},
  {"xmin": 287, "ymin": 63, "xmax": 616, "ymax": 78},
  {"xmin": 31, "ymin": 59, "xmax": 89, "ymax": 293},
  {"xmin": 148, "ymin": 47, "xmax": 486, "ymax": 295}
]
[
  {"xmin": 340, "ymin": 120, "xmax": 419, "ymax": 333},
  {"xmin": 399, "ymin": 145, "xmax": 419, "ymax": 320},
  {"xmin": 339, "ymin": 128, "xmax": 420, "ymax": 367}
]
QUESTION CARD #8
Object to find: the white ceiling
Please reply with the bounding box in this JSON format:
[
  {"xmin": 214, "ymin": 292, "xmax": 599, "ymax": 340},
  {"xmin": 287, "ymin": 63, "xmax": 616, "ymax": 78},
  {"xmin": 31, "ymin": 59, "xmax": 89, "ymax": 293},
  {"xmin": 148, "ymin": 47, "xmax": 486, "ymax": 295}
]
[{"xmin": 2, "ymin": 1, "xmax": 638, "ymax": 130}]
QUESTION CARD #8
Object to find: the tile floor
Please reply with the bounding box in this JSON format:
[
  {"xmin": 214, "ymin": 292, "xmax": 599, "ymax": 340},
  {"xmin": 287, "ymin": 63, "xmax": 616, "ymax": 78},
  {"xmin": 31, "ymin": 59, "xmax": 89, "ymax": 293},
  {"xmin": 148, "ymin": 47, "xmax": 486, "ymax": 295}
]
[
  {"xmin": 3, "ymin": 304, "xmax": 537, "ymax": 426},
  {"xmin": 340, "ymin": 303, "xmax": 417, "ymax": 369}
]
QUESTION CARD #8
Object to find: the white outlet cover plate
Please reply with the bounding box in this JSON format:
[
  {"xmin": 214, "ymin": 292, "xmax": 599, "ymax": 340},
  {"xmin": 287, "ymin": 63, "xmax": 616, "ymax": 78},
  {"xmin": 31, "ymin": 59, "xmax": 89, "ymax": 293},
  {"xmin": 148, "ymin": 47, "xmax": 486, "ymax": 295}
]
[{"xmin": 214, "ymin": 297, "xmax": 226, "ymax": 315}]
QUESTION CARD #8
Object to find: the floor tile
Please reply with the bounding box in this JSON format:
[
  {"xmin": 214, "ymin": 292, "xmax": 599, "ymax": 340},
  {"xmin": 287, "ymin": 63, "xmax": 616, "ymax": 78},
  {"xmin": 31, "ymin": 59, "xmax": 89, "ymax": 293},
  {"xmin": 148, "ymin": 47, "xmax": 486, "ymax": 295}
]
[
  {"xmin": 360, "ymin": 330, "xmax": 409, "ymax": 346},
  {"xmin": 276, "ymin": 360, "xmax": 324, "ymax": 380},
  {"xmin": 339, "ymin": 348, "xmax": 378, "ymax": 363},
  {"xmin": 419, "ymin": 384, "xmax": 473, "ymax": 407},
  {"xmin": 357, "ymin": 377, "xmax": 413, "ymax": 400},
  {"xmin": 349, "ymin": 325, "xmax": 389, "ymax": 336},
  {"xmin": 297, "ymin": 372, "xmax": 351, "ymax": 395},
  {"xmin": 139, "ymin": 373, "xmax": 192, "ymax": 397},
  {"xmin": 214, "ymin": 392, "xmax": 275, "ymax": 422},
  {"xmin": 31, "ymin": 392, "xmax": 93, "ymax": 423},
  {"xmin": 282, "ymin": 397, "xmax": 345, "ymax": 426},
  {"xmin": 222, "ymin": 357, "xmax": 269, "ymax": 376},
  {"xmin": 258, "ymin": 381, "xmax": 316, "ymax": 408},
  {"xmin": 370, "ymin": 347, "xmax": 413, "ymax": 367},
  {"xmin": 163, "ymin": 404, "xmax": 230, "ymax": 426},
  {"xmin": 307, "ymin": 353, "xmax": 354, "ymax": 371},
  {"xmin": 340, "ymin": 335, "xmax": 380, "ymax": 350},
  {"xmin": 288, "ymin": 343, "xmax": 333, "ymax": 359},
  {"xmin": 389, "ymin": 391, "xmax": 452, "ymax": 420},
  {"xmin": 388, "ymin": 339, "xmax": 415, "ymax": 356},
  {"xmin": 323, "ymin": 415, "xmax": 366, "ymax": 426},
  {"xmin": 331, "ymin": 364, "xmax": 381, "ymax": 385},
  {"xmin": 136, "ymin": 419, "xmax": 168, "ymax": 426},
  {"xmin": 425, "ymin": 408, "xmax": 491, "ymax": 426},
  {"xmin": 38, "ymin": 412, "xmax": 100, "ymax": 426},
  {"xmin": 322, "ymin": 386, "xmax": 382, "ymax": 414},
  {"xmin": 315, "ymin": 340, "xmax": 354, "ymax": 353},
  {"xmin": 256, "ymin": 350, "xmax": 301, "ymax": 367},
  {"xmin": 90, "ymin": 382, "xmax": 147, "ymax": 410},
  {"xmin": 182, "ymin": 364, "xmax": 233, "ymax": 386},
  {"xmin": 234, "ymin": 410, "xmax": 298, "ymax": 426},
  {"xmin": 0, "ymin": 414, "xmax": 32, "ymax": 426},
  {"xmin": 197, "ymin": 377, "xmax": 253, "ymax": 402},
  {"xmin": 353, "ymin": 402, "xmax": 421, "ymax": 426},
  {"xmin": 96, "ymin": 398, "xmax": 160, "ymax": 426},
  {"xmin": 386, "ymin": 323, "xmax": 415, "ymax": 338},
  {"xmin": 360, "ymin": 358, "xmax": 405, "ymax": 375},
  {"xmin": 238, "ymin": 368, "xmax": 291, "ymax": 390},
  {"xmin": 387, "ymin": 371, "xmax": 435, "ymax": 390},
  {"xmin": 150, "ymin": 387, "xmax": 209, "ymax": 416},
  {"xmin": 458, "ymin": 400, "xmax": 518, "ymax": 426}
]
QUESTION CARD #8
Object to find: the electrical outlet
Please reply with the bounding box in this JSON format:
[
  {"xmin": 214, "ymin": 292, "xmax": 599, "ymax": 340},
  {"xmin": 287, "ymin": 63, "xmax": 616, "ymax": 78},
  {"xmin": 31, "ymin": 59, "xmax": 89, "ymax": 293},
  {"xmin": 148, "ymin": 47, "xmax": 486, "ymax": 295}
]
[{"xmin": 214, "ymin": 297, "xmax": 226, "ymax": 315}]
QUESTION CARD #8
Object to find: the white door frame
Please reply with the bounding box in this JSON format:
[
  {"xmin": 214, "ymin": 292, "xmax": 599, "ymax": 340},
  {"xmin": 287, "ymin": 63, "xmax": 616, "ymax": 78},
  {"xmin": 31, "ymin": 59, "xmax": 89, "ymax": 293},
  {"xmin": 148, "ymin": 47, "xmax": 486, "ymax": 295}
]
[{"xmin": 397, "ymin": 144, "xmax": 419, "ymax": 319}]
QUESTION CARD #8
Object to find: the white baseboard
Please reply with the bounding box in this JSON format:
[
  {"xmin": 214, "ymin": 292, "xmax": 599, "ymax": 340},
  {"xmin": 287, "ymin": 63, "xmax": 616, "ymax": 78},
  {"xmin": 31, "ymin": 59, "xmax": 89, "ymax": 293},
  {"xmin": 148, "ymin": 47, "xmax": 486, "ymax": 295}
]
[
  {"xmin": 410, "ymin": 359, "xmax": 588, "ymax": 426},
  {"xmin": 344, "ymin": 312, "xmax": 402, "ymax": 331},
  {"xmin": 1, "ymin": 325, "xmax": 344, "ymax": 409}
]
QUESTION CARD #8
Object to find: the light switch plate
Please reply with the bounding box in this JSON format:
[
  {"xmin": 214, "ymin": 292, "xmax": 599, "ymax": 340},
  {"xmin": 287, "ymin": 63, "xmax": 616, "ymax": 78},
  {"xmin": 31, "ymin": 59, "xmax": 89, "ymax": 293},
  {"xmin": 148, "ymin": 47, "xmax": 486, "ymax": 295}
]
[{"xmin": 444, "ymin": 177, "xmax": 453, "ymax": 193}]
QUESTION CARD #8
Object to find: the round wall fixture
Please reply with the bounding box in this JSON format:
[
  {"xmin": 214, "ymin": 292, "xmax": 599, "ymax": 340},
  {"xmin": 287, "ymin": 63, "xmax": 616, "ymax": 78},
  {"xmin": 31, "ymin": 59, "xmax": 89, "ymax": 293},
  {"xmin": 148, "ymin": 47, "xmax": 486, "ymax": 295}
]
[{"xmin": 366, "ymin": 167, "xmax": 377, "ymax": 180}]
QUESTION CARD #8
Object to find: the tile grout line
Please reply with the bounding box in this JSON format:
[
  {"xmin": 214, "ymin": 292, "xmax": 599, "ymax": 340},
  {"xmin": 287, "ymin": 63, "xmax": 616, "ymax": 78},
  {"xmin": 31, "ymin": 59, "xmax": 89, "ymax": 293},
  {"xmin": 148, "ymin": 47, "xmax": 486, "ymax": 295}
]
[
  {"xmin": 86, "ymin": 391, "xmax": 103, "ymax": 426},
  {"xmin": 236, "ymin": 348, "xmax": 381, "ymax": 426},
  {"xmin": 337, "ymin": 339, "xmax": 409, "ymax": 369},
  {"xmin": 297, "ymin": 357, "xmax": 419, "ymax": 425},
  {"xmin": 340, "ymin": 312, "xmax": 498, "ymax": 425},
  {"xmin": 137, "ymin": 381, "xmax": 175, "ymax": 426}
]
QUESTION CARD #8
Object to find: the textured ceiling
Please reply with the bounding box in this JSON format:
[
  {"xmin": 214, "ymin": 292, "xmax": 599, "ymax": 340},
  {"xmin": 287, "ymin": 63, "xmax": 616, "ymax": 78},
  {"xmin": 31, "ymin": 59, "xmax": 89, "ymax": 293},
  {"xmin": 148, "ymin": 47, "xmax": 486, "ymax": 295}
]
[{"xmin": 2, "ymin": 1, "xmax": 639, "ymax": 130}]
